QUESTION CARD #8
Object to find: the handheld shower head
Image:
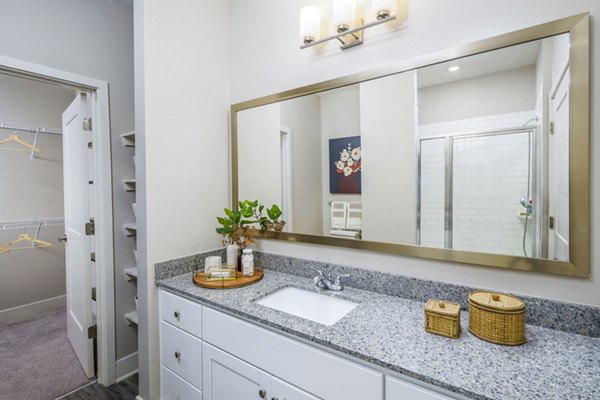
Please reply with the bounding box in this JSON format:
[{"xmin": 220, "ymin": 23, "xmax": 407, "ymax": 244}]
[{"xmin": 520, "ymin": 198, "xmax": 533, "ymax": 214}]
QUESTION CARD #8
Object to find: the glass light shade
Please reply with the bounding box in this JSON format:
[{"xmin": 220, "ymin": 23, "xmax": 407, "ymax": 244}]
[
  {"xmin": 300, "ymin": 6, "xmax": 321, "ymax": 44},
  {"xmin": 371, "ymin": 0, "xmax": 395, "ymax": 20},
  {"xmin": 332, "ymin": 0, "xmax": 356, "ymax": 32}
]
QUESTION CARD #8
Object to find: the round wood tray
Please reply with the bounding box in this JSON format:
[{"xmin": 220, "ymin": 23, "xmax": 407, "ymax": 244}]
[{"xmin": 193, "ymin": 268, "xmax": 264, "ymax": 289}]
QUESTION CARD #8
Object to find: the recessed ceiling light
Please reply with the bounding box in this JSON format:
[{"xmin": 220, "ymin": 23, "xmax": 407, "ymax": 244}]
[{"xmin": 448, "ymin": 65, "xmax": 460, "ymax": 72}]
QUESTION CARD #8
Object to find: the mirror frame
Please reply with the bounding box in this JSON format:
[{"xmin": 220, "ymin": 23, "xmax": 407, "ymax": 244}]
[{"xmin": 231, "ymin": 13, "xmax": 589, "ymax": 278}]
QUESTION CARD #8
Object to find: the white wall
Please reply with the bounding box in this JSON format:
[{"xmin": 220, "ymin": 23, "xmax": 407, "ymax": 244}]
[
  {"xmin": 280, "ymin": 95, "xmax": 324, "ymax": 235},
  {"xmin": 0, "ymin": 0, "xmax": 136, "ymax": 371},
  {"xmin": 231, "ymin": 0, "xmax": 600, "ymax": 307},
  {"xmin": 0, "ymin": 74, "xmax": 75, "ymax": 323},
  {"xmin": 320, "ymin": 87, "xmax": 362, "ymax": 234},
  {"xmin": 418, "ymin": 66, "xmax": 536, "ymax": 125},
  {"xmin": 135, "ymin": 0, "xmax": 230, "ymax": 398},
  {"xmin": 238, "ymin": 104, "xmax": 282, "ymax": 207},
  {"xmin": 360, "ymin": 71, "xmax": 417, "ymax": 243}
]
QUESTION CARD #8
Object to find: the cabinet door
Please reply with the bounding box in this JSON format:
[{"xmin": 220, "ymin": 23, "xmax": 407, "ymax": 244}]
[
  {"xmin": 271, "ymin": 376, "xmax": 322, "ymax": 400},
  {"xmin": 386, "ymin": 376, "xmax": 454, "ymax": 400},
  {"xmin": 203, "ymin": 342, "xmax": 270, "ymax": 400},
  {"xmin": 161, "ymin": 366, "xmax": 202, "ymax": 400}
]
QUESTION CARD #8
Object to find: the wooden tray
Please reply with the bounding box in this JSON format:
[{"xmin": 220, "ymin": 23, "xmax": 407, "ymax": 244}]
[{"xmin": 193, "ymin": 269, "xmax": 264, "ymax": 289}]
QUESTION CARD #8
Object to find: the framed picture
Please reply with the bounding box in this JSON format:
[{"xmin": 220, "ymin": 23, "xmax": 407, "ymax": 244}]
[{"xmin": 329, "ymin": 136, "xmax": 361, "ymax": 194}]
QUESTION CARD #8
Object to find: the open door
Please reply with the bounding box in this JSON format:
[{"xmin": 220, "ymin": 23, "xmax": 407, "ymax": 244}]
[
  {"xmin": 62, "ymin": 92, "xmax": 95, "ymax": 378},
  {"xmin": 548, "ymin": 68, "xmax": 570, "ymax": 261}
]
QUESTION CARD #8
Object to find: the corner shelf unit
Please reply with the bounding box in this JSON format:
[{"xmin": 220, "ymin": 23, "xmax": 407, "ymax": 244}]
[{"xmin": 121, "ymin": 131, "xmax": 139, "ymax": 335}]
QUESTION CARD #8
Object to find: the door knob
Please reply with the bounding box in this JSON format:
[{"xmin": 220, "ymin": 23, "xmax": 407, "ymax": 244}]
[
  {"xmin": 174, "ymin": 351, "xmax": 181, "ymax": 360},
  {"xmin": 258, "ymin": 389, "xmax": 266, "ymax": 398},
  {"xmin": 174, "ymin": 311, "xmax": 180, "ymax": 319}
]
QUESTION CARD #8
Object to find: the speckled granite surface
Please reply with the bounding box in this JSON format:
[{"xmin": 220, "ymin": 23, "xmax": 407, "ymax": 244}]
[
  {"xmin": 155, "ymin": 249, "xmax": 600, "ymax": 337},
  {"xmin": 156, "ymin": 270, "xmax": 600, "ymax": 400}
]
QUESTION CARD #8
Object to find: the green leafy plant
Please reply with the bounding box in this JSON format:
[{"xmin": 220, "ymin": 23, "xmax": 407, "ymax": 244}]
[{"xmin": 216, "ymin": 200, "xmax": 285, "ymax": 248}]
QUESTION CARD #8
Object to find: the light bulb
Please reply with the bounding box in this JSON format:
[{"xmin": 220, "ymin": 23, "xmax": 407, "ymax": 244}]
[
  {"xmin": 300, "ymin": 6, "xmax": 321, "ymax": 44},
  {"xmin": 371, "ymin": 0, "xmax": 395, "ymax": 20},
  {"xmin": 332, "ymin": 0, "xmax": 356, "ymax": 33}
]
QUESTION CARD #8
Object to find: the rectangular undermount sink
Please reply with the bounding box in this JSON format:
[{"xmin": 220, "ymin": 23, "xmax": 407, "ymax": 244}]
[{"xmin": 256, "ymin": 287, "xmax": 359, "ymax": 326}]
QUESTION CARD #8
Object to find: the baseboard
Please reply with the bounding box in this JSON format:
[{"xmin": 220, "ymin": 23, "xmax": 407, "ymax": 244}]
[
  {"xmin": 116, "ymin": 352, "xmax": 138, "ymax": 381},
  {"xmin": 0, "ymin": 295, "xmax": 66, "ymax": 325}
]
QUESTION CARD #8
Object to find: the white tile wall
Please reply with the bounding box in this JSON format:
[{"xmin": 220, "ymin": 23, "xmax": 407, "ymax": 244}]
[
  {"xmin": 419, "ymin": 111, "xmax": 536, "ymax": 256},
  {"xmin": 420, "ymin": 138, "xmax": 446, "ymax": 248}
]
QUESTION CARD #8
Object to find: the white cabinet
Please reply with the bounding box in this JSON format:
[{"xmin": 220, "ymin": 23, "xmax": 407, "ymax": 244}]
[
  {"xmin": 271, "ymin": 376, "xmax": 321, "ymax": 400},
  {"xmin": 159, "ymin": 290, "xmax": 203, "ymax": 398},
  {"xmin": 203, "ymin": 342, "xmax": 270, "ymax": 400},
  {"xmin": 202, "ymin": 307, "xmax": 383, "ymax": 400},
  {"xmin": 203, "ymin": 343, "xmax": 319, "ymax": 400},
  {"xmin": 158, "ymin": 289, "xmax": 458, "ymax": 400},
  {"xmin": 386, "ymin": 376, "xmax": 454, "ymax": 400}
]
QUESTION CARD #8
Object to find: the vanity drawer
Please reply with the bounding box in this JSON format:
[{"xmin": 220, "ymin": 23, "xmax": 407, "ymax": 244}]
[
  {"xmin": 203, "ymin": 307, "xmax": 383, "ymax": 400},
  {"xmin": 160, "ymin": 289, "xmax": 203, "ymax": 338},
  {"xmin": 161, "ymin": 366, "xmax": 203, "ymax": 400},
  {"xmin": 386, "ymin": 375, "xmax": 455, "ymax": 400},
  {"xmin": 160, "ymin": 321, "xmax": 203, "ymax": 390}
]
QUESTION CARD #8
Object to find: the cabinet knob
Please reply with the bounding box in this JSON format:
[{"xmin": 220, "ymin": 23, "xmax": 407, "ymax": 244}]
[
  {"xmin": 174, "ymin": 351, "xmax": 181, "ymax": 360},
  {"xmin": 271, "ymin": 398, "xmax": 279, "ymax": 400},
  {"xmin": 258, "ymin": 389, "xmax": 266, "ymax": 398},
  {"xmin": 174, "ymin": 311, "xmax": 180, "ymax": 319}
]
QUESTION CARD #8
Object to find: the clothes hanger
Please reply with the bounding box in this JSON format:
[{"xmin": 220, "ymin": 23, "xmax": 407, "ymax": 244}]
[
  {"xmin": 0, "ymin": 132, "xmax": 42, "ymax": 153},
  {"xmin": 1, "ymin": 233, "xmax": 53, "ymax": 251}
]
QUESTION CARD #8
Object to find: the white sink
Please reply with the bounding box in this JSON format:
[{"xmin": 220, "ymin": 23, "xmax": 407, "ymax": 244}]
[{"xmin": 256, "ymin": 287, "xmax": 359, "ymax": 326}]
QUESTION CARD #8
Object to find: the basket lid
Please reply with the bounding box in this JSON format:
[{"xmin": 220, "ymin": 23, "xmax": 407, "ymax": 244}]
[
  {"xmin": 425, "ymin": 299, "xmax": 460, "ymax": 316},
  {"xmin": 468, "ymin": 291, "xmax": 525, "ymax": 311}
]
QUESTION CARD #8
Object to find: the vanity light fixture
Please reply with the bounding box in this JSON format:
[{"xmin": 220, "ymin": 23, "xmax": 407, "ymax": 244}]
[
  {"xmin": 300, "ymin": 0, "xmax": 399, "ymax": 51},
  {"xmin": 448, "ymin": 65, "xmax": 461, "ymax": 72}
]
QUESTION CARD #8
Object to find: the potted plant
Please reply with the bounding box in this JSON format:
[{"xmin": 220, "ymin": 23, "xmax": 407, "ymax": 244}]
[{"xmin": 216, "ymin": 200, "xmax": 285, "ymax": 269}]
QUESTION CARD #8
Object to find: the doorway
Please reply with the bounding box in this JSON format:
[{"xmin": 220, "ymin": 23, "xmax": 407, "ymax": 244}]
[{"xmin": 0, "ymin": 54, "xmax": 115, "ymax": 394}]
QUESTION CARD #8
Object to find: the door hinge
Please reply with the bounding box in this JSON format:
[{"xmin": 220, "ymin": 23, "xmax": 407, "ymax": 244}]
[
  {"xmin": 88, "ymin": 325, "xmax": 97, "ymax": 339},
  {"xmin": 550, "ymin": 121, "xmax": 555, "ymax": 135},
  {"xmin": 91, "ymin": 287, "xmax": 96, "ymax": 301},
  {"xmin": 91, "ymin": 252, "xmax": 96, "ymax": 262},
  {"xmin": 85, "ymin": 218, "xmax": 95, "ymax": 235},
  {"xmin": 549, "ymin": 216, "xmax": 555, "ymax": 229},
  {"xmin": 83, "ymin": 117, "xmax": 92, "ymax": 132}
]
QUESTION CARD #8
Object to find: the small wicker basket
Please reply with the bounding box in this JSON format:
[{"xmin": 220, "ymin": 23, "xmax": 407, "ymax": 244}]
[
  {"xmin": 468, "ymin": 291, "xmax": 525, "ymax": 346},
  {"xmin": 424, "ymin": 299, "xmax": 461, "ymax": 339}
]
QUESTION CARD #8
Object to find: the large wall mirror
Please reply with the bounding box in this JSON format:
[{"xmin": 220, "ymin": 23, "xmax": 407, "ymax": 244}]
[{"xmin": 232, "ymin": 13, "xmax": 589, "ymax": 277}]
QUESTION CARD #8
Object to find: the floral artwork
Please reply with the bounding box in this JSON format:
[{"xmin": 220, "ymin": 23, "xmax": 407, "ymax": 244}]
[{"xmin": 329, "ymin": 136, "xmax": 361, "ymax": 194}]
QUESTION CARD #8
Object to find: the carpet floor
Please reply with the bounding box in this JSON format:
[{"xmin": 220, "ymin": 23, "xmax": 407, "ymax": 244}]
[{"xmin": 0, "ymin": 309, "xmax": 91, "ymax": 400}]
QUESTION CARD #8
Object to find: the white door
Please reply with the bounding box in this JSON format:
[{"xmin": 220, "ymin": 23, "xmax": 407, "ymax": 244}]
[
  {"xmin": 203, "ymin": 342, "xmax": 271, "ymax": 400},
  {"xmin": 62, "ymin": 92, "xmax": 95, "ymax": 378},
  {"xmin": 549, "ymin": 68, "xmax": 570, "ymax": 261}
]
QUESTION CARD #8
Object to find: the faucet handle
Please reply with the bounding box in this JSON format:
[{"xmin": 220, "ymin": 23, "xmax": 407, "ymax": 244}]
[
  {"xmin": 309, "ymin": 266, "xmax": 325, "ymax": 277},
  {"xmin": 333, "ymin": 273, "xmax": 351, "ymax": 286}
]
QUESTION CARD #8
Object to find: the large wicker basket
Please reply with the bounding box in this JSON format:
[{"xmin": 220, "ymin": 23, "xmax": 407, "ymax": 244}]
[{"xmin": 468, "ymin": 291, "xmax": 525, "ymax": 346}]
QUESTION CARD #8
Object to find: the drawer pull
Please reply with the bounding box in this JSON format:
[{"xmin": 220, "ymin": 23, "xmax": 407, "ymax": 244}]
[
  {"xmin": 174, "ymin": 311, "xmax": 180, "ymax": 319},
  {"xmin": 259, "ymin": 389, "xmax": 266, "ymax": 398},
  {"xmin": 271, "ymin": 398, "xmax": 279, "ymax": 400},
  {"xmin": 174, "ymin": 351, "xmax": 181, "ymax": 360}
]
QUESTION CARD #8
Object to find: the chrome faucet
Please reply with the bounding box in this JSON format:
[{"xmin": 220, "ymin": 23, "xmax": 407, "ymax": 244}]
[{"xmin": 310, "ymin": 267, "xmax": 350, "ymax": 291}]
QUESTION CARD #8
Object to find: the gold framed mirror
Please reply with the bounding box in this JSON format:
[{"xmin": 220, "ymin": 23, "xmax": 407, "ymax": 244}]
[{"xmin": 231, "ymin": 13, "xmax": 589, "ymax": 278}]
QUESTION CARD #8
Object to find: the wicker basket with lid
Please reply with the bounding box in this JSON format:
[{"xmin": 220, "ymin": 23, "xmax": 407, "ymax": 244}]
[
  {"xmin": 424, "ymin": 299, "xmax": 461, "ymax": 339},
  {"xmin": 468, "ymin": 291, "xmax": 526, "ymax": 346}
]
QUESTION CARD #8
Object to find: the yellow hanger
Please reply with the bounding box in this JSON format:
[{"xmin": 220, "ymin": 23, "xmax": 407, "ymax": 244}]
[
  {"xmin": 0, "ymin": 134, "xmax": 42, "ymax": 153},
  {"xmin": 0, "ymin": 233, "xmax": 53, "ymax": 251}
]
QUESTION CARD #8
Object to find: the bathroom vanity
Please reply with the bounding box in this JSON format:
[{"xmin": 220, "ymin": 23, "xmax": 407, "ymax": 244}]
[{"xmin": 156, "ymin": 267, "xmax": 600, "ymax": 400}]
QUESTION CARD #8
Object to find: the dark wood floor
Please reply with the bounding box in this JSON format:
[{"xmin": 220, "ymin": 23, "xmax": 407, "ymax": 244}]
[{"xmin": 57, "ymin": 374, "xmax": 138, "ymax": 400}]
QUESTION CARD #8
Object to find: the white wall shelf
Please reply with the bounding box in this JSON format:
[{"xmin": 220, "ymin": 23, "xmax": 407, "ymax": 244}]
[
  {"xmin": 120, "ymin": 131, "xmax": 136, "ymax": 147},
  {"xmin": 123, "ymin": 223, "xmax": 137, "ymax": 237},
  {"xmin": 124, "ymin": 267, "xmax": 138, "ymax": 281},
  {"xmin": 125, "ymin": 311, "xmax": 138, "ymax": 326},
  {"xmin": 122, "ymin": 179, "xmax": 136, "ymax": 192}
]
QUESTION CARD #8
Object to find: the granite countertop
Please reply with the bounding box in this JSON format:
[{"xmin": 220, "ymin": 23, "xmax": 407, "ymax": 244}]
[{"xmin": 157, "ymin": 269, "xmax": 600, "ymax": 400}]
